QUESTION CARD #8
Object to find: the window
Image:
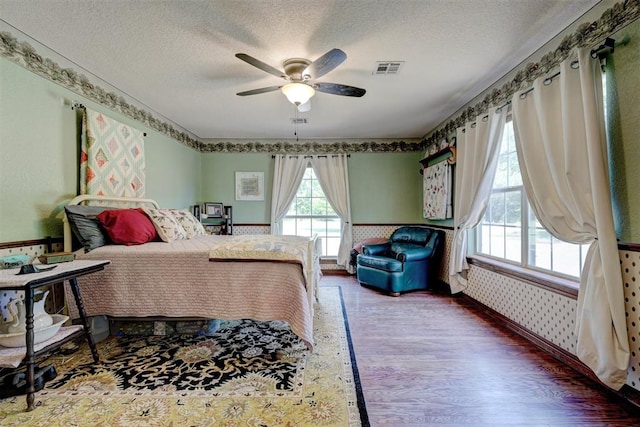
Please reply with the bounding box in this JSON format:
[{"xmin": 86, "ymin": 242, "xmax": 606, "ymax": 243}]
[
  {"xmin": 282, "ymin": 167, "xmax": 341, "ymax": 257},
  {"xmin": 477, "ymin": 120, "xmax": 587, "ymax": 279}
]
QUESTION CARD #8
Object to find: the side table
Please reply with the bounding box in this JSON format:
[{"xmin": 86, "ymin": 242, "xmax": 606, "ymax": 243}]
[{"xmin": 0, "ymin": 259, "xmax": 110, "ymax": 411}]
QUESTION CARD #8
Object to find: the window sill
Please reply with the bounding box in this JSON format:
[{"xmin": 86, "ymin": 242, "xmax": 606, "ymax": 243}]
[{"xmin": 467, "ymin": 255, "xmax": 579, "ymax": 299}]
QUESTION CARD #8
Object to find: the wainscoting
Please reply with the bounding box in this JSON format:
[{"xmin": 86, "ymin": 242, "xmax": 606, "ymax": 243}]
[{"xmin": 460, "ymin": 235, "xmax": 640, "ymax": 405}]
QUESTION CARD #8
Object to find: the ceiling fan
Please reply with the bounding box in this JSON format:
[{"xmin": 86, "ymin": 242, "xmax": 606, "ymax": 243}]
[{"xmin": 235, "ymin": 48, "xmax": 366, "ymax": 111}]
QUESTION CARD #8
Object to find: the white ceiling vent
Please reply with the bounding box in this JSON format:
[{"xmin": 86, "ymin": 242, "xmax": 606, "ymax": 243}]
[
  {"xmin": 373, "ymin": 61, "xmax": 404, "ymax": 75},
  {"xmin": 291, "ymin": 118, "xmax": 309, "ymax": 124}
]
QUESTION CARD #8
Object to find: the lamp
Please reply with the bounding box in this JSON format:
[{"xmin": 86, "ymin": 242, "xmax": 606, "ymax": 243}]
[{"xmin": 281, "ymin": 83, "xmax": 315, "ymax": 106}]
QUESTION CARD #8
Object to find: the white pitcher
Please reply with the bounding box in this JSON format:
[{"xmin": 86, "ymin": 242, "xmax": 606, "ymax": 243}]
[{"xmin": 7, "ymin": 290, "xmax": 53, "ymax": 333}]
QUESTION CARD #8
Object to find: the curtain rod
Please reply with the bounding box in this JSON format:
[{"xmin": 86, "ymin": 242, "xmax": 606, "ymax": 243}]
[
  {"xmin": 69, "ymin": 100, "xmax": 147, "ymax": 136},
  {"xmin": 463, "ymin": 68, "xmax": 564, "ymax": 129},
  {"xmin": 590, "ymin": 36, "xmax": 625, "ymax": 59},
  {"xmin": 513, "ymin": 36, "xmax": 629, "ymax": 103}
]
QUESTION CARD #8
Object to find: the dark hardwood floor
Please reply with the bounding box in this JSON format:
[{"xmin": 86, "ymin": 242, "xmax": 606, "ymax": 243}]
[{"xmin": 321, "ymin": 274, "xmax": 640, "ymax": 426}]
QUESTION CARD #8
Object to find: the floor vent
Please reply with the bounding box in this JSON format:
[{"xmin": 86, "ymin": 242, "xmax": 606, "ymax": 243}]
[{"xmin": 373, "ymin": 61, "xmax": 404, "ymax": 75}]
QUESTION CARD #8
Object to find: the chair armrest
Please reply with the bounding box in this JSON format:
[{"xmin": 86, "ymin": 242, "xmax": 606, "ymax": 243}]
[
  {"xmin": 423, "ymin": 230, "xmax": 444, "ymax": 257},
  {"xmin": 362, "ymin": 243, "xmax": 390, "ymax": 256},
  {"xmin": 396, "ymin": 247, "xmax": 430, "ymax": 262}
]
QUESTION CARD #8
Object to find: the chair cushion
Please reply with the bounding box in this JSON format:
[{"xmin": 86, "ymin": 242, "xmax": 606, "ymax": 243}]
[{"xmin": 357, "ymin": 254, "xmax": 403, "ymax": 273}]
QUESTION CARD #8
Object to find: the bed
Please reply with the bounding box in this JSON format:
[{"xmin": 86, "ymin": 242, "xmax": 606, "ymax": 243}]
[{"xmin": 62, "ymin": 195, "xmax": 320, "ymax": 350}]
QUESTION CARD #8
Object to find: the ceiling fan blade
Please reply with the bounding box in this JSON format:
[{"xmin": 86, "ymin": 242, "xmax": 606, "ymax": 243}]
[
  {"xmin": 303, "ymin": 48, "xmax": 347, "ymax": 79},
  {"xmin": 315, "ymin": 82, "xmax": 366, "ymax": 97},
  {"xmin": 236, "ymin": 86, "xmax": 282, "ymax": 96},
  {"xmin": 236, "ymin": 53, "xmax": 287, "ymax": 79}
]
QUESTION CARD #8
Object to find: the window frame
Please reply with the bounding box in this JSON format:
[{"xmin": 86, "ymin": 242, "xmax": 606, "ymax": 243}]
[
  {"xmin": 280, "ymin": 165, "xmax": 341, "ymax": 258},
  {"xmin": 473, "ymin": 119, "xmax": 586, "ymax": 287}
]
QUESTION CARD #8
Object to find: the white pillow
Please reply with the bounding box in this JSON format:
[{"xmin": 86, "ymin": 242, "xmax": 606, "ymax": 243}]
[
  {"xmin": 171, "ymin": 209, "xmax": 206, "ymax": 238},
  {"xmin": 142, "ymin": 208, "xmax": 187, "ymax": 242}
]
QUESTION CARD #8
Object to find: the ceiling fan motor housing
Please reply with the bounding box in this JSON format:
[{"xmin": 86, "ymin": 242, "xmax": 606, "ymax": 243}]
[{"xmin": 283, "ymin": 58, "xmax": 312, "ymax": 81}]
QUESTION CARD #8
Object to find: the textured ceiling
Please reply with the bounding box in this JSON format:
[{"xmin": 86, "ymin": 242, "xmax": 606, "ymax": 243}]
[{"xmin": 0, "ymin": 0, "xmax": 600, "ymax": 140}]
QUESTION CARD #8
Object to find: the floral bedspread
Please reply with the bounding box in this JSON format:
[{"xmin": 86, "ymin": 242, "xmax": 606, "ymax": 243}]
[{"xmin": 208, "ymin": 234, "xmax": 310, "ymax": 266}]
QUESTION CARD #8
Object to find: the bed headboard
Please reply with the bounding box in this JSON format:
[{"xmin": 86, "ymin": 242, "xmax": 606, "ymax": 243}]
[
  {"xmin": 63, "ymin": 195, "xmax": 160, "ymax": 252},
  {"xmin": 308, "ymin": 234, "xmax": 321, "ymax": 302}
]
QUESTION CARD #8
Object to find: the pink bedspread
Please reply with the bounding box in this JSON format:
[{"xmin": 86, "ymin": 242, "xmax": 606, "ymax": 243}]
[{"xmin": 69, "ymin": 235, "xmax": 314, "ymax": 349}]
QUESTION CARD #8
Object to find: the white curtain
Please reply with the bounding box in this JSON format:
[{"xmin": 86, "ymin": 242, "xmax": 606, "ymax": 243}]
[
  {"xmin": 270, "ymin": 155, "xmax": 307, "ymax": 235},
  {"xmin": 310, "ymin": 155, "xmax": 353, "ymax": 267},
  {"xmin": 448, "ymin": 107, "xmax": 507, "ymax": 294},
  {"xmin": 511, "ymin": 48, "xmax": 629, "ymax": 390}
]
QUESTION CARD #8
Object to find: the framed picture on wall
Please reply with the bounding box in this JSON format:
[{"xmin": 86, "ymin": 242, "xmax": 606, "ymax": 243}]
[
  {"xmin": 204, "ymin": 202, "xmax": 224, "ymax": 218},
  {"xmin": 235, "ymin": 172, "xmax": 264, "ymax": 201}
]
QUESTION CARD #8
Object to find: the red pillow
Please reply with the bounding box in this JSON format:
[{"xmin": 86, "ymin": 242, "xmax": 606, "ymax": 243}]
[{"xmin": 96, "ymin": 208, "xmax": 158, "ymax": 245}]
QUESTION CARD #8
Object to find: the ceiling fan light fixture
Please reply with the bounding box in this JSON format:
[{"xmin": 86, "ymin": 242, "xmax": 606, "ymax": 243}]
[{"xmin": 281, "ymin": 83, "xmax": 315, "ymax": 105}]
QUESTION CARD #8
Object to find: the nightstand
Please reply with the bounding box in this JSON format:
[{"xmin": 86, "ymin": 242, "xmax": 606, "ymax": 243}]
[{"xmin": 0, "ymin": 259, "xmax": 110, "ymax": 411}]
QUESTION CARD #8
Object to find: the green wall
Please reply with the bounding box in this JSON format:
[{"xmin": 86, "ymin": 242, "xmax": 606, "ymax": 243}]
[
  {"xmin": 349, "ymin": 153, "xmax": 424, "ymax": 224},
  {"xmin": 200, "ymin": 152, "xmax": 425, "ymax": 225},
  {"xmin": 605, "ymin": 19, "xmax": 640, "ymax": 243},
  {"xmin": 0, "ymin": 57, "xmax": 201, "ymax": 242},
  {"xmin": 201, "ymin": 153, "xmax": 272, "ymax": 224}
]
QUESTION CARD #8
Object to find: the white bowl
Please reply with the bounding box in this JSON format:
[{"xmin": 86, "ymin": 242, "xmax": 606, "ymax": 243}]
[{"xmin": 0, "ymin": 314, "xmax": 69, "ymax": 348}]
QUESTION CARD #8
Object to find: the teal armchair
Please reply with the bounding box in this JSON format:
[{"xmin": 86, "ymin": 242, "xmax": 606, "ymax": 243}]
[{"xmin": 356, "ymin": 226, "xmax": 445, "ymax": 296}]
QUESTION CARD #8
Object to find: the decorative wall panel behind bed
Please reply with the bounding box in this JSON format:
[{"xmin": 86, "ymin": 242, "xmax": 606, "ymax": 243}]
[{"xmin": 62, "ymin": 195, "xmax": 319, "ymax": 350}]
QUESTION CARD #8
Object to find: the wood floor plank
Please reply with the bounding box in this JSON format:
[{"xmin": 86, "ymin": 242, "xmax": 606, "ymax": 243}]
[{"xmin": 320, "ymin": 275, "xmax": 640, "ymax": 425}]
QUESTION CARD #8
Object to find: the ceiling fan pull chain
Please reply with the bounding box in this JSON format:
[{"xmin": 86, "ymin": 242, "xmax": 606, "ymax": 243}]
[{"xmin": 294, "ymin": 106, "xmax": 299, "ymax": 141}]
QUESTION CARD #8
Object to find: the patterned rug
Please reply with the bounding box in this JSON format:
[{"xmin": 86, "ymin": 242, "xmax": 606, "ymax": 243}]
[{"xmin": 0, "ymin": 287, "xmax": 368, "ymax": 426}]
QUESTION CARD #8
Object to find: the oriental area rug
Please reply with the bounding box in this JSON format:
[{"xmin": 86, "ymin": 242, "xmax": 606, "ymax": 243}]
[{"xmin": 0, "ymin": 286, "xmax": 368, "ymax": 426}]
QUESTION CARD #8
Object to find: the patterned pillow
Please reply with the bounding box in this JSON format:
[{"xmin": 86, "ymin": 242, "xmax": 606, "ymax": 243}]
[
  {"xmin": 169, "ymin": 209, "xmax": 206, "ymax": 238},
  {"xmin": 142, "ymin": 208, "xmax": 187, "ymax": 242}
]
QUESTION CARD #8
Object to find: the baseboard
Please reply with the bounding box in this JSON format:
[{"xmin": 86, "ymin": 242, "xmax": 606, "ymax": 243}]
[{"xmin": 462, "ymin": 294, "xmax": 640, "ymax": 410}]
